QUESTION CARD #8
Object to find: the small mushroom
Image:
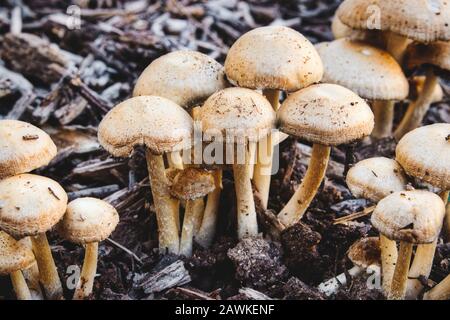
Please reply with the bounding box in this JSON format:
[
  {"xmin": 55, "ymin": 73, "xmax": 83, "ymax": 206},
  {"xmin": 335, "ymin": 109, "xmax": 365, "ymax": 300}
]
[
  {"xmin": 98, "ymin": 96, "xmax": 193, "ymax": 254},
  {"xmin": 371, "ymin": 190, "xmax": 445, "ymax": 300},
  {"xmin": 318, "ymin": 237, "xmax": 381, "ymax": 296},
  {"xmin": 224, "ymin": 26, "xmax": 324, "ymax": 209},
  {"xmin": 423, "ymin": 273, "xmax": 450, "ymax": 300},
  {"xmin": 58, "ymin": 197, "xmax": 119, "ymax": 300},
  {"xmin": 0, "ymin": 174, "xmax": 67, "ymax": 300},
  {"xmin": 277, "ymin": 83, "xmax": 374, "ymax": 227},
  {"xmin": 0, "ymin": 231, "xmax": 36, "ymax": 300},
  {"xmin": 169, "ymin": 168, "xmax": 215, "ymax": 257},
  {"xmin": 198, "ymin": 87, "xmax": 276, "ymax": 239}
]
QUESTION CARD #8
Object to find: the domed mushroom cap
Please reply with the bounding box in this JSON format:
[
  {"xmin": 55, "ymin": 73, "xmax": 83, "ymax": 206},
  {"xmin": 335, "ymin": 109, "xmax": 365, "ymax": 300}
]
[
  {"xmin": 98, "ymin": 96, "xmax": 193, "ymax": 157},
  {"xmin": 337, "ymin": 0, "xmax": 450, "ymax": 42},
  {"xmin": 224, "ymin": 26, "xmax": 323, "ymax": 91},
  {"xmin": 198, "ymin": 88, "xmax": 276, "ymax": 143},
  {"xmin": 331, "ymin": 15, "xmax": 385, "ymax": 44},
  {"xmin": 277, "ymin": 84, "xmax": 374, "ymax": 146},
  {"xmin": 316, "ymin": 39, "xmax": 408, "ymax": 100},
  {"xmin": 405, "ymin": 41, "xmax": 450, "ymax": 72},
  {"xmin": 332, "ymin": 15, "xmax": 355, "ymax": 39},
  {"xmin": 59, "ymin": 198, "xmax": 119, "ymax": 244},
  {"xmin": 347, "ymin": 237, "xmax": 381, "ymax": 268},
  {"xmin": 0, "ymin": 120, "xmax": 57, "ymax": 179},
  {"xmin": 0, "ymin": 174, "xmax": 68, "ymax": 238},
  {"xmin": 396, "ymin": 123, "xmax": 450, "ymax": 190},
  {"xmin": 371, "ymin": 190, "xmax": 445, "ymax": 244},
  {"xmin": 346, "ymin": 157, "xmax": 407, "ymax": 203},
  {"xmin": 169, "ymin": 168, "xmax": 215, "ymax": 201},
  {"xmin": 133, "ymin": 51, "xmax": 228, "ymax": 108},
  {"xmin": 0, "ymin": 231, "xmax": 35, "ymax": 275}
]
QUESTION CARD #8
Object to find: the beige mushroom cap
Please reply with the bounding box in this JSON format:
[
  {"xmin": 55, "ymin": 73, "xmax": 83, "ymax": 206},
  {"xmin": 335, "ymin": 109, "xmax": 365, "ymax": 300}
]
[
  {"xmin": 169, "ymin": 168, "xmax": 215, "ymax": 201},
  {"xmin": 98, "ymin": 96, "xmax": 193, "ymax": 157},
  {"xmin": 346, "ymin": 157, "xmax": 407, "ymax": 203},
  {"xmin": 371, "ymin": 190, "xmax": 445, "ymax": 243},
  {"xmin": 0, "ymin": 231, "xmax": 35, "ymax": 275},
  {"xmin": 337, "ymin": 0, "xmax": 450, "ymax": 42},
  {"xmin": 347, "ymin": 237, "xmax": 381, "ymax": 268},
  {"xmin": 59, "ymin": 198, "xmax": 119, "ymax": 244},
  {"xmin": 0, "ymin": 120, "xmax": 57, "ymax": 179},
  {"xmin": 277, "ymin": 83, "xmax": 374, "ymax": 146},
  {"xmin": 224, "ymin": 26, "xmax": 323, "ymax": 91},
  {"xmin": 198, "ymin": 87, "xmax": 276, "ymax": 143},
  {"xmin": 0, "ymin": 174, "xmax": 68, "ymax": 238},
  {"xmin": 316, "ymin": 39, "xmax": 408, "ymax": 100},
  {"xmin": 405, "ymin": 41, "xmax": 450, "ymax": 72},
  {"xmin": 396, "ymin": 123, "xmax": 450, "ymax": 190},
  {"xmin": 133, "ymin": 51, "xmax": 228, "ymax": 109}
]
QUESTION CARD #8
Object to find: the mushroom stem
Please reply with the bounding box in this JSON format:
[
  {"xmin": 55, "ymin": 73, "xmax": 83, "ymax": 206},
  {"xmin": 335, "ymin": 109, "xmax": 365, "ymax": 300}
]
[
  {"xmin": 10, "ymin": 270, "xmax": 32, "ymax": 300},
  {"xmin": 253, "ymin": 134, "xmax": 273, "ymax": 209},
  {"xmin": 442, "ymin": 191, "xmax": 449, "ymax": 241},
  {"xmin": 423, "ymin": 274, "xmax": 450, "ymax": 300},
  {"xmin": 380, "ymin": 234, "xmax": 398, "ymax": 295},
  {"xmin": 263, "ymin": 89, "xmax": 280, "ymax": 111},
  {"xmin": 389, "ymin": 241, "xmax": 413, "ymax": 300},
  {"xmin": 196, "ymin": 170, "xmax": 222, "ymax": 248},
  {"xmin": 278, "ymin": 144, "xmax": 330, "ymax": 227},
  {"xmin": 146, "ymin": 151, "xmax": 180, "ymax": 254},
  {"xmin": 73, "ymin": 242, "xmax": 98, "ymax": 300},
  {"xmin": 371, "ymin": 100, "xmax": 395, "ymax": 139},
  {"xmin": 233, "ymin": 145, "xmax": 258, "ymax": 239},
  {"xmin": 248, "ymin": 141, "xmax": 257, "ymax": 178},
  {"xmin": 386, "ymin": 32, "xmax": 409, "ymax": 64},
  {"xmin": 31, "ymin": 233, "xmax": 63, "ymax": 300},
  {"xmin": 318, "ymin": 265, "xmax": 363, "ymax": 296},
  {"xmin": 22, "ymin": 262, "xmax": 44, "ymax": 300},
  {"xmin": 167, "ymin": 151, "xmax": 184, "ymax": 169},
  {"xmin": 394, "ymin": 67, "xmax": 438, "ymax": 140},
  {"xmin": 179, "ymin": 198, "xmax": 204, "ymax": 257}
]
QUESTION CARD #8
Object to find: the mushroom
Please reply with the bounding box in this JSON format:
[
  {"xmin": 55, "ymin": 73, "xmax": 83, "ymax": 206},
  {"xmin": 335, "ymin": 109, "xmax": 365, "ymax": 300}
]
[
  {"xmin": 395, "ymin": 42, "xmax": 450, "ymax": 139},
  {"xmin": 224, "ymin": 25, "xmax": 323, "ymax": 209},
  {"xmin": 58, "ymin": 197, "xmax": 119, "ymax": 300},
  {"xmin": 346, "ymin": 157, "xmax": 408, "ymax": 294},
  {"xmin": 409, "ymin": 76, "xmax": 443, "ymax": 106},
  {"xmin": 0, "ymin": 231, "xmax": 35, "ymax": 300},
  {"xmin": 396, "ymin": 123, "xmax": 450, "ymax": 298},
  {"xmin": 423, "ymin": 273, "xmax": 450, "ymax": 300},
  {"xmin": 318, "ymin": 237, "xmax": 381, "ymax": 296},
  {"xmin": 169, "ymin": 168, "xmax": 216, "ymax": 256},
  {"xmin": 277, "ymin": 83, "xmax": 374, "ymax": 227},
  {"xmin": 0, "ymin": 119, "xmax": 57, "ymax": 179},
  {"xmin": 371, "ymin": 190, "xmax": 445, "ymax": 300},
  {"xmin": 198, "ymin": 87, "xmax": 276, "ymax": 239},
  {"xmin": 98, "ymin": 96, "xmax": 193, "ymax": 254},
  {"xmin": 315, "ymin": 39, "xmax": 408, "ymax": 139},
  {"xmin": 0, "ymin": 174, "xmax": 67, "ymax": 300}
]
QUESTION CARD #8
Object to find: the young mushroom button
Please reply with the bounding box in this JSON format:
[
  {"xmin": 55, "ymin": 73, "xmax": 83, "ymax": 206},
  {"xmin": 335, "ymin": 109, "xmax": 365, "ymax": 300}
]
[
  {"xmin": 58, "ymin": 197, "xmax": 119, "ymax": 300},
  {"xmin": 98, "ymin": 96, "xmax": 193, "ymax": 254},
  {"xmin": 277, "ymin": 83, "xmax": 374, "ymax": 227},
  {"xmin": 0, "ymin": 174, "xmax": 67, "ymax": 300}
]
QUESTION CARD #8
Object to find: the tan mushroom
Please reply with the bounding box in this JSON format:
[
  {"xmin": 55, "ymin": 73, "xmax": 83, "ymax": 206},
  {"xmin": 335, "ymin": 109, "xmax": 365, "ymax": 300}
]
[
  {"xmin": 98, "ymin": 96, "xmax": 193, "ymax": 254},
  {"xmin": 224, "ymin": 25, "xmax": 323, "ymax": 209},
  {"xmin": 0, "ymin": 174, "xmax": 67, "ymax": 300},
  {"xmin": 277, "ymin": 83, "xmax": 374, "ymax": 227},
  {"xmin": 331, "ymin": 14, "xmax": 387, "ymax": 46},
  {"xmin": 58, "ymin": 197, "xmax": 119, "ymax": 300},
  {"xmin": 198, "ymin": 87, "xmax": 275, "ymax": 239},
  {"xmin": 409, "ymin": 76, "xmax": 443, "ymax": 106},
  {"xmin": 424, "ymin": 272, "xmax": 450, "ymax": 300},
  {"xmin": 0, "ymin": 231, "xmax": 35, "ymax": 300},
  {"xmin": 371, "ymin": 190, "xmax": 445, "ymax": 300}
]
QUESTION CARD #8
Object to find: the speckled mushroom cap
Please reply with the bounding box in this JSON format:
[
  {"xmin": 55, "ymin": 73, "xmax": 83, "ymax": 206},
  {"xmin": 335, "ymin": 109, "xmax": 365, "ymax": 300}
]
[
  {"xmin": 98, "ymin": 96, "xmax": 193, "ymax": 157},
  {"xmin": 169, "ymin": 168, "xmax": 215, "ymax": 201},
  {"xmin": 337, "ymin": 0, "xmax": 450, "ymax": 42},
  {"xmin": 347, "ymin": 237, "xmax": 381, "ymax": 268},
  {"xmin": 0, "ymin": 174, "xmax": 68, "ymax": 238},
  {"xmin": 133, "ymin": 51, "xmax": 228, "ymax": 109},
  {"xmin": 59, "ymin": 198, "xmax": 119, "ymax": 244},
  {"xmin": 224, "ymin": 26, "xmax": 323, "ymax": 91},
  {"xmin": 277, "ymin": 84, "xmax": 374, "ymax": 146},
  {"xmin": 0, "ymin": 120, "xmax": 57, "ymax": 179},
  {"xmin": 346, "ymin": 157, "xmax": 407, "ymax": 203},
  {"xmin": 316, "ymin": 39, "xmax": 408, "ymax": 100},
  {"xmin": 396, "ymin": 123, "xmax": 450, "ymax": 190},
  {"xmin": 405, "ymin": 41, "xmax": 450, "ymax": 72},
  {"xmin": 198, "ymin": 87, "xmax": 276, "ymax": 143},
  {"xmin": 371, "ymin": 190, "xmax": 445, "ymax": 243},
  {"xmin": 0, "ymin": 231, "xmax": 35, "ymax": 275}
]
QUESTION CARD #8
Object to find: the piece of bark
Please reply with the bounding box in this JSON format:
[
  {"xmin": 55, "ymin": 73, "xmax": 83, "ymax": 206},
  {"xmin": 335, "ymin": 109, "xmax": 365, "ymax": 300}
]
[
  {"xmin": 138, "ymin": 260, "xmax": 191, "ymax": 294},
  {"xmin": 238, "ymin": 287, "xmax": 273, "ymax": 300}
]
